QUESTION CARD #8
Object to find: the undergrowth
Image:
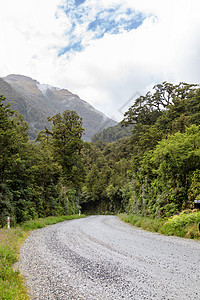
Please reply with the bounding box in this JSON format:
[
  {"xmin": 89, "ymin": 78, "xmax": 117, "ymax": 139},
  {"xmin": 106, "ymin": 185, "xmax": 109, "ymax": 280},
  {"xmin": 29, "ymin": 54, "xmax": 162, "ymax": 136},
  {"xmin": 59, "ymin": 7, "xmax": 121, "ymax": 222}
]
[{"xmin": 119, "ymin": 209, "xmax": 200, "ymax": 239}]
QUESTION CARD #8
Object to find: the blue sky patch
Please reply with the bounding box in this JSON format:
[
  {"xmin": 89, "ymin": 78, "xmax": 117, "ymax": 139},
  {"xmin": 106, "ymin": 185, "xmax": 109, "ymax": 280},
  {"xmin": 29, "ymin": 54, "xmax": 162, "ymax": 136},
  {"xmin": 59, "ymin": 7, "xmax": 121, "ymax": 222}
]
[
  {"xmin": 87, "ymin": 8, "xmax": 145, "ymax": 37},
  {"xmin": 57, "ymin": 1, "xmax": 148, "ymax": 56},
  {"xmin": 75, "ymin": 0, "xmax": 86, "ymax": 6},
  {"xmin": 58, "ymin": 41, "xmax": 83, "ymax": 56}
]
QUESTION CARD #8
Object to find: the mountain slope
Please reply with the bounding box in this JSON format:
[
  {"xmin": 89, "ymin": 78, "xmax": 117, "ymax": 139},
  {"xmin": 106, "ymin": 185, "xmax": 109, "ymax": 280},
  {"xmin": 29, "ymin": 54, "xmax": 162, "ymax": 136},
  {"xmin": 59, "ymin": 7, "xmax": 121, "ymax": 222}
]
[
  {"xmin": 91, "ymin": 123, "xmax": 134, "ymax": 143},
  {"xmin": 0, "ymin": 74, "xmax": 116, "ymax": 140}
]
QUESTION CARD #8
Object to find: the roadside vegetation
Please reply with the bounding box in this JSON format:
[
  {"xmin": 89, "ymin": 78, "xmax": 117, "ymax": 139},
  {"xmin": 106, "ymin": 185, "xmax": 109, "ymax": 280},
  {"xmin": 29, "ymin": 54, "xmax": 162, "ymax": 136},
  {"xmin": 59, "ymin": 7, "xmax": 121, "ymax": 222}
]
[
  {"xmin": 119, "ymin": 209, "xmax": 200, "ymax": 239},
  {"xmin": 0, "ymin": 214, "xmax": 85, "ymax": 300},
  {"xmin": 80, "ymin": 82, "xmax": 200, "ymax": 216},
  {"xmin": 0, "ymin": 228, "xmax": 29, "ymax": 300},
  {"xmin": 22, "ymin": 214, "xmax": 85, "ymax": 230}
]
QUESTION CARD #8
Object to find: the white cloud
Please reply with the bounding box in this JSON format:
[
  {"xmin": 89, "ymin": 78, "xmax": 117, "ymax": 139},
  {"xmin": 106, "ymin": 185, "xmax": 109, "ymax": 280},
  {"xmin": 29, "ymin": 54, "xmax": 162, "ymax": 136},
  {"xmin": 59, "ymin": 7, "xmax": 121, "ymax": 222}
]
[{"xmin": 0, "ymin": 0, "xmax": 200, "ymax": 121}]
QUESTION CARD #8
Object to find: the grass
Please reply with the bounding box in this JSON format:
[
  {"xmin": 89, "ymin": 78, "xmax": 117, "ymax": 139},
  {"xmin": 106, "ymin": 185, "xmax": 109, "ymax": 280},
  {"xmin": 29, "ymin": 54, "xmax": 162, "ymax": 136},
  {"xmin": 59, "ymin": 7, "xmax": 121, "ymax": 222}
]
[
  {"xmin": 119, "ymin": 214, "xmax": 165, "ymax": 233},
  {"xmin": 0, "ymin": 214, "xmax": 85, "ymax": 299},
  {"xmin": 0, "ymin": 228, "xmax": 29, "ymax": 299},
  {"xmin": 22, "ymin": 214, "xmax": 85, "ymax": 231},
  {"xmin": 119, "ymin": 209, "xmax": 200, "ymax": 240}
]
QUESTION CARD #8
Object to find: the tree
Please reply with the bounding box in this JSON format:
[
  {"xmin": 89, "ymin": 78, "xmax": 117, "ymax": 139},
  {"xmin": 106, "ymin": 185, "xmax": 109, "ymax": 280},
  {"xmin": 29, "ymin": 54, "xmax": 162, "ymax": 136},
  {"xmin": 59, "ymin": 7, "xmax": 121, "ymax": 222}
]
[
  {"xmin": 0, "ymin": 95, "xmax": 33, "ymax": 223},
  {"xmin": 0, "ymin": 95, "xmax": 15, "ymax": 182},
  {"xmin": 121, "ymin": 82, "xmax": 198, "ymax": 127},
  {"xmin": 134, "ymin": 125, "xmax": 200, "ymax": 217},
  {"xmin": 46, "ymin": 110, "xmax": 85, "ymax": 187}
]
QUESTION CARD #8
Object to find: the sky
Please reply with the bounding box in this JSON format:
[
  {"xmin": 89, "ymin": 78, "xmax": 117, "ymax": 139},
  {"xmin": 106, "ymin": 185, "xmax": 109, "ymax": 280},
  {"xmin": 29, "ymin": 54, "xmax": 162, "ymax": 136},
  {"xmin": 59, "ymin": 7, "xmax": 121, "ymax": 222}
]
[{"xmin": 0, "ymin": 0, "xmax": 200, "ymax": 121}]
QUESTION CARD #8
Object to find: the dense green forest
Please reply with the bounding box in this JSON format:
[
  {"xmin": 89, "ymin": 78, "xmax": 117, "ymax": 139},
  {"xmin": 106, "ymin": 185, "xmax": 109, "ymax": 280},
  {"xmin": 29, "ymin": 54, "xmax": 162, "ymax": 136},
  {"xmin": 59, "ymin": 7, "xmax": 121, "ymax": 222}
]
[
  {"xmin": 0, "ymin": 81, "xmax": 200, "ymax": 226},
  {"xmin": 91, "ymin": 123, "xmax": 134, "ymax": 143},
  {"xmin": 0, "ymin": 97, "xmax": 84, "ymax": 226}
]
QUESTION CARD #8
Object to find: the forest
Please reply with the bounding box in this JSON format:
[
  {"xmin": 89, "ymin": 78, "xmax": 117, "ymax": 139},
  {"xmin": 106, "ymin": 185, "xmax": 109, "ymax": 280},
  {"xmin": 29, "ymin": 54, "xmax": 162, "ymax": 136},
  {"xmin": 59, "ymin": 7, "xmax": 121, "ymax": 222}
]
[{"xmin": 0, "ymin": 81, "xmax": 200, "ymax": 226}]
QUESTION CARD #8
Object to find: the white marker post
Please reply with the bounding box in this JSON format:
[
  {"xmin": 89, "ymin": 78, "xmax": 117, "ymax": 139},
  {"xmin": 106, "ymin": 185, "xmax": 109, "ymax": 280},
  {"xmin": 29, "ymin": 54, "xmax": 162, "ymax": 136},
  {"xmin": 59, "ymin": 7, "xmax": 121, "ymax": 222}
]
[
  {"xmin": 79, "ymin": 210, "xmax": 81, "ymax": 216},
  {"xmin": 7, "ymin": 216, "xmax": 10, "ymax": 229}
]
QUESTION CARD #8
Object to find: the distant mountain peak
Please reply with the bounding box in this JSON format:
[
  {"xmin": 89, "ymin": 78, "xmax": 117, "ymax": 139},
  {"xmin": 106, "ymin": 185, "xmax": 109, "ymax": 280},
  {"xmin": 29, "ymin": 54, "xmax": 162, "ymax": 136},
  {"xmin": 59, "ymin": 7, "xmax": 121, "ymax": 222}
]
[
  {"xmin": 4, "ymin": 74, "xmax": 37, "ymax": 83},
  {"xmin": 0, "ymin": 74, "xmax": 117, "ymax": 141},
  {"xmin": 36, "ymin": 83, "xmax": 54, "ymax": 95}
]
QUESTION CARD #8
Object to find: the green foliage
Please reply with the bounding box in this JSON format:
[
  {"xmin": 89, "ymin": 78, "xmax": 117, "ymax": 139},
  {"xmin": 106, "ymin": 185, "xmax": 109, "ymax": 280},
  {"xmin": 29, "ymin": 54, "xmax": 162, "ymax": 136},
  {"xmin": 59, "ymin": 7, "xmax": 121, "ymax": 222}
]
[
  {"xmin": 1, "ymin": 80, "xmax": 200, "ymax": 225},
  {"xmin": 22, "ymin": 214, "xmax": 85, "ymax": 231},
  {"xmin": 159, "ymin": 210, "xmax": 200, "ymax": 238},
  {"xmin": 135, "ymin": 125, "xmax": 200, "ymax": 217},
  {"xmin": 121, "ymin": 82, "xmax": 199, "ymax": 157},
  {"xmin": 0, "ymin": 95, "xmax": 33, "ymax": 224},
  {"xmin": 0, "ymin": 228, "xmax": 29, "ymax": 299},
  {"xmin": 122, "ymin": 82, "xmax": 197, "ymax": 127},
  {"xmin": 81, "ymin": 82, "xmax": 200, "ymax": 218},
  {"xmin": 91, "ymin": 123, "xmax": 134, "ymax": 143},
  {"xmin": 0, "ymin": 184, "xmax": 14, "ymax": 227},
  {"xmin": 119, "ymin": 214, "xmax": 165, "ymax": 232},
  {"xmin": 0, "ymin": 94, "xmax": 85, "ymax": 226},
  {"xmin": 120, "ymin": 210, "xmax": 200, "ymax": 239},
  {"xmin": 189, "ymin": 170, "xmax": 200, "ymax": 201},
  {"xmin": 46, "ymin": 110, "xmax": 85, "ymax": 187},
  {"xmin": 57, "ymin": 186, "xmax": 81, "ymax": 215},
  {"xmin": 80, "ymin": 139, "xmax": 134, "ymax": 213}
]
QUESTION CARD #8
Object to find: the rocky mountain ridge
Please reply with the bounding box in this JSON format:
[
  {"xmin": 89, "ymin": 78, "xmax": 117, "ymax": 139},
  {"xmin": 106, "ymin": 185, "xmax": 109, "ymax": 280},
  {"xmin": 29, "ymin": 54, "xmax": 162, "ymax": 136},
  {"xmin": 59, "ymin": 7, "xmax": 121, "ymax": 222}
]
[{"xmin": 0, "ymin": 74, "xmax": 116, "ymax": 140}]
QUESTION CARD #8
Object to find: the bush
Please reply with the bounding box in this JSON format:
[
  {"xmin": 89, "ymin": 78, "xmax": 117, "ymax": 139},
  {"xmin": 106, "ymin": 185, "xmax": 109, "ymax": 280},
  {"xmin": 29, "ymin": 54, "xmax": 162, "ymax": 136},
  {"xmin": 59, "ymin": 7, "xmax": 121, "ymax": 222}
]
[
  {"xmin": 120, "ymin": 210, "xmax": 200, "ymax": 239},
  {"xmin": 119, "ymin": 214, "xmax": 165, "ymax": 232},
  {"xmin": 159, "ymin": 209, "xmax": 200, "ymax": 238}
]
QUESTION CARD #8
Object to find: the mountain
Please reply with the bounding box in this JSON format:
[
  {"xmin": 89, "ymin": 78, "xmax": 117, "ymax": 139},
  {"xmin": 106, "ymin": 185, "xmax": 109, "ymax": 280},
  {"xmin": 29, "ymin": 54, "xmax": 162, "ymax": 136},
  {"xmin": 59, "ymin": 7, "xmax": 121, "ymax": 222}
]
[
  {"xmin": 0, "ymin": 74, "xmax": 116, "ymax": 141},
  {"xmin": 91, "ymin": 123, "xmax": 134, "ymax": 143}
]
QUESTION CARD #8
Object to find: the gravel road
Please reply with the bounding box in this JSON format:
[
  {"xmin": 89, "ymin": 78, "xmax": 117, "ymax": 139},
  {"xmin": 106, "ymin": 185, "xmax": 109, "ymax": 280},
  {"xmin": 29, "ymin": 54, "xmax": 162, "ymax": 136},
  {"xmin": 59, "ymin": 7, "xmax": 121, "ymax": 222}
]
[{"xmin": 18, "ymin": 215, "xmax": 200, "ymax": 299}]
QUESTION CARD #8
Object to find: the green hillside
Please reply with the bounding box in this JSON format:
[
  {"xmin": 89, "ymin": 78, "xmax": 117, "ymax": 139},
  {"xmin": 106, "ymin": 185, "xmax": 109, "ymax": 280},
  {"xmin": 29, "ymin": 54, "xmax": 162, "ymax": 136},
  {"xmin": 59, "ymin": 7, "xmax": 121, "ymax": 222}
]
[{"xmin": 91, "ymin": 123, "xmax": 134, "ymax": 143}]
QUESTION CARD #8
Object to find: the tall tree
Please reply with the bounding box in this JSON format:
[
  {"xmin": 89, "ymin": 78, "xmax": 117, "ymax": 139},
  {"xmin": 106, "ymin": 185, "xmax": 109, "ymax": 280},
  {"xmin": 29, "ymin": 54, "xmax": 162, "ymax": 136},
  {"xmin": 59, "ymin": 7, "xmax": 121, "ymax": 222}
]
[
  {"xmin": 122, "ymin": 82, "xmax": 198, "ymax": 127},
  {"xmin": 46, "ymin": 110, "xmax": 85, "ymax": 187}
]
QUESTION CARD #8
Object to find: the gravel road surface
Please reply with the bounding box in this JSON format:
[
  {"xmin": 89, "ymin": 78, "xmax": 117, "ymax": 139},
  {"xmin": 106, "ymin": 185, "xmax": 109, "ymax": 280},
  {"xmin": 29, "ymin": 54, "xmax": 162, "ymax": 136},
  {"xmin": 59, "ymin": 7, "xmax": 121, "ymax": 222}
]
[{"xmin": 18, "ymin": 215, "xmax": 200, "ymax": 299}]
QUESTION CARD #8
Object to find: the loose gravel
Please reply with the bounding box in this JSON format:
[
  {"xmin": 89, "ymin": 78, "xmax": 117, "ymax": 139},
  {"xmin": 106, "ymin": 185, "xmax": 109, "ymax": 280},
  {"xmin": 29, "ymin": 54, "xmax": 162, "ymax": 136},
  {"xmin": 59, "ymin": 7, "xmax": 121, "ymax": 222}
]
[{"xmin": 18, "ymin": 215, "xmax": 200, "ymax": 299}]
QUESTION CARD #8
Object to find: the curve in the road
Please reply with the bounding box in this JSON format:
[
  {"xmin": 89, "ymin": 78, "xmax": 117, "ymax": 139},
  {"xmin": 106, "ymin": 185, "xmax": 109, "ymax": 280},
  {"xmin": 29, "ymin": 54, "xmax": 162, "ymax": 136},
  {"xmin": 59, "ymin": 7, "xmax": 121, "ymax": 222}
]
[{"xmin": 18, "ymin": 215, "xmax": 200, "ymax": 299}]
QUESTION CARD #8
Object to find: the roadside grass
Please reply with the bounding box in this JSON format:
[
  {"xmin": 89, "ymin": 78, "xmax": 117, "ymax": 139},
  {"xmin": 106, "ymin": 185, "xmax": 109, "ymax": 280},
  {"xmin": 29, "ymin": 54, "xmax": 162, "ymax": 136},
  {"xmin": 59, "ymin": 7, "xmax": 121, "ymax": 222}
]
[
  {"xmin": 119, "ymin": 214, "xmax": 165, "ymax": 233},
  {"xmin": 0, "ymin": 214, "xmax": 85, "ymax": 299},
  {"xmin": 0, "ymin": 228, "xmax": 29, "ymax": 300},
  {"xmin": 22, "ymin": 214, "xmax": 85, "ymax": 231},
  {"xmin": 119, "ymin": 209, "xmax": 200, "ymax": 240}
]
